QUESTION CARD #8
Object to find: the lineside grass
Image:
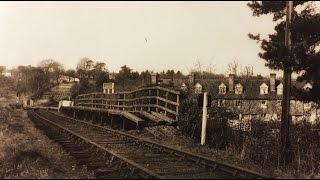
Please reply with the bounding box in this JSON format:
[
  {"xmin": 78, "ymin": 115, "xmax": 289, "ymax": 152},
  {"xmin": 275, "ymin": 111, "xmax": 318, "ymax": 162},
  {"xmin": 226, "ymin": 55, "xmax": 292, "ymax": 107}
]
[{"xmin": 0, "ymin": 105, "xmax": 94, "ymax": 179}]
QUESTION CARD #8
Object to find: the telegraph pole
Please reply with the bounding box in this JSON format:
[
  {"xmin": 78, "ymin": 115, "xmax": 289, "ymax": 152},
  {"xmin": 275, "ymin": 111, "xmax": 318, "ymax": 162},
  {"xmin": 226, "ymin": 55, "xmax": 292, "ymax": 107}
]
[{"xmin": 280, "ymin": 0, "xmax": 293, "ymax": 166}]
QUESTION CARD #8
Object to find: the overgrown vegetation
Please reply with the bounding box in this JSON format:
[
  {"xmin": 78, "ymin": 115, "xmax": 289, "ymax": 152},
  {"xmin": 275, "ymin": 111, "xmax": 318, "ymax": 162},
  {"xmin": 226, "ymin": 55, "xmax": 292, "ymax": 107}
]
[
  {"xmin": 0, "ymin": 105, "xmax": 94, "ymax": 178},
  {"xmin": 178, "ymin": 90, "xmax": 320, "ymax": 177}
]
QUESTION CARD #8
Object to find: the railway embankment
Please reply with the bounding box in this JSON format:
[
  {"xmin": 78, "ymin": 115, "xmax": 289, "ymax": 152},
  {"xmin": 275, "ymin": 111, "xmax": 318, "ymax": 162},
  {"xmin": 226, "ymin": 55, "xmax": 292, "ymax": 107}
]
[{"xmin": 0, "ymin": 104, "xmax": 94, "ymax": 178}]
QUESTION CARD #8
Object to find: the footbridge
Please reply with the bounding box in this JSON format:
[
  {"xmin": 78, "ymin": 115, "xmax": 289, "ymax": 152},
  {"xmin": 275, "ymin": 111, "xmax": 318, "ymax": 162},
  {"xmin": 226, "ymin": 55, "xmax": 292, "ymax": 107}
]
[{"xmin": 59, "ymin": 86, "xmax": 180, "ymax": 130}]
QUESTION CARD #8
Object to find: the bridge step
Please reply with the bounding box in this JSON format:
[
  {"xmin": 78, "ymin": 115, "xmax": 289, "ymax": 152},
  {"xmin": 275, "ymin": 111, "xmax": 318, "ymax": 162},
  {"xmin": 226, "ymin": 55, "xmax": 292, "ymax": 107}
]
[
  {"xmin": 151, "ymin": 112, "xmax": 177, "ymax": 124},
  {"xmin": 121, "ymin": 112, "xmax": 144, "ymax": 125},
  {"xmin": 138, "ymin": 111, "xmax": 167, "ymax": 125}
]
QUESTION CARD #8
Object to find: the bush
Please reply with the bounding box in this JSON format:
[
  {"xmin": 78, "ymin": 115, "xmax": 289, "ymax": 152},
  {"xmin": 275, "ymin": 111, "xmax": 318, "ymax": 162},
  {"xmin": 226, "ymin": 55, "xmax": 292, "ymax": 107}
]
[
  {"xmin": 179, "ymin": 92, "xmax": 320, "ymax": 175},
  {"xmin": 178, "ymin": 91, "xmax": 236, "ymax": 150}
]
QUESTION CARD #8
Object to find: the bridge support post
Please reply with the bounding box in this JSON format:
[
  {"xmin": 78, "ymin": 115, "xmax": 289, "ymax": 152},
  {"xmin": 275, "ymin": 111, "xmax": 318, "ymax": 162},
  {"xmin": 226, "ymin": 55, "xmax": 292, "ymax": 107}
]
[
  {"xmin": 100, "ymin": 114, "xmax": 104, "ymax": 126},
  {"xmin": 122, "ymin": 118, "xmax": 127, "ymax": 131},
  {"xmin": 110, "ymin": 116, "xmax": 114, "ymax": 129},
  {"xmin": 91, "ymin": 113, "xmax": 94, "ymax": 124},
  {"xmin": 84, "ymin": 112, "xmax": 88, "ymax": 121}
]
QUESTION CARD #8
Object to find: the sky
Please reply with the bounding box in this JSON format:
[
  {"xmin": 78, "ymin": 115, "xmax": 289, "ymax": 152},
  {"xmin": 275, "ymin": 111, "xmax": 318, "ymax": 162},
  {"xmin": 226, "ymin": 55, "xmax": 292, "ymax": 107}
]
[{"xmin": 0, "ymin": 1, "xmax": 313, "ymax": 77}]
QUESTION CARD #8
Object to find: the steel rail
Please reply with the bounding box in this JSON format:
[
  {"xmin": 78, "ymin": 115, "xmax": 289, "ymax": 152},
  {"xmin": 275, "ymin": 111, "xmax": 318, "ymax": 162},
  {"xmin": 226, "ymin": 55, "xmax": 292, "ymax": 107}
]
[
  {"xmin": 30, "ymin": 109, "xmax": 272, "ymax": 179},
  {"xmin": 29, "ymin": 109, "xmax": 164, "ymax": 179}
]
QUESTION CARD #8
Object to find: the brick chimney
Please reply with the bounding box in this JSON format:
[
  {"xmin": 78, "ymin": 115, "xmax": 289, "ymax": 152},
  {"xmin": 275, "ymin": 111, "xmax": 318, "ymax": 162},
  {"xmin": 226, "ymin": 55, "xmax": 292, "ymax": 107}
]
[
  {"xmin": 228, "ymin": 74, "xmax": 235, "ymax": 91},
  {"xmin": 151, "ymin": 73, "xmax": 158, "ymax": 84},
  {"xmin": 188, "ymin": 73, "xmax": 196, "ymax": 87},
  {"xmin": 270, "ymin": 73, "xmax": 276, "ymax": 92}
]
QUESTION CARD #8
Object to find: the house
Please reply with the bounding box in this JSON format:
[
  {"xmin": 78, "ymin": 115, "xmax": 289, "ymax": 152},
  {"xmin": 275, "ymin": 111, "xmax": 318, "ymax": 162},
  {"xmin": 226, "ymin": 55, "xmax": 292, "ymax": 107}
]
[{"xmin": 207, "ymin": 73, "xmax": 319, "ymax": 123}]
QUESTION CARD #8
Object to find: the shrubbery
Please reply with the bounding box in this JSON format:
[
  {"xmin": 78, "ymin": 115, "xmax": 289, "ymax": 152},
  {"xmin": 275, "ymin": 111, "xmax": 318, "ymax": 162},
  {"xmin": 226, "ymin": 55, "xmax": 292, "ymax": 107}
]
[{"xmin": 178, "ymin": 90, "xmax": 320, "ymax": 174}]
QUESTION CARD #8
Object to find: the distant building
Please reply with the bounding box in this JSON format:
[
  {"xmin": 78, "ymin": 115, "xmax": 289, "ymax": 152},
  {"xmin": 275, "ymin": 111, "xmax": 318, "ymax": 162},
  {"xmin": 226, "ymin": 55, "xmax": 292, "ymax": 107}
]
[
  {"xmin": 208, "ymin": 73, "xmax": 319, "ymax": 123},
  {"xmin": 59, "ymin": 75, "xmax": 79, "ymax": 83},
  {"xmin": 1, "ymin": 70, "xmax": 11, "ymax": 77}
]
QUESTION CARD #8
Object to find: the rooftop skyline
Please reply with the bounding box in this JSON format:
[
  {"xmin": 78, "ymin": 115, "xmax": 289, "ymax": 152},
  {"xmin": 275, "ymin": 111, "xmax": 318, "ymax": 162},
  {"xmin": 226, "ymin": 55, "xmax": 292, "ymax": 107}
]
[{"xmin": 1, "ymin": 1, "xmax": 318, "ymax": 77}]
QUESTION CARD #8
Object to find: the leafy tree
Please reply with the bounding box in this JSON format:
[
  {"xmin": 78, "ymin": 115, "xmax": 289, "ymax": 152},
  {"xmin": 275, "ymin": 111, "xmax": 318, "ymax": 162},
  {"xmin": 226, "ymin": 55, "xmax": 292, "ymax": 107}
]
[
  {"xmin": 116, "ymin": 65, "xmax": 133, "ymax": 81},
  {"xmin": 28, "ymin": 67, "xmax": 51, "ymax": 98},
  {"xmin": 11, "ymin": 65, "xmax": 51, "ymax": 98},
  {"xmin": 248, "ymin": 1, "xmax": 320, "ymax": 101},
  {"xmin": 65, "ymin": 69, "xmax": 77, "ymax": 78},
  {"xmin": 38, "ymin": 59, "xmax": 65, "ymax": 85},
  {"xmin": 247, "ymin": 1, "xmax": 320, "ymax": 166},
  {"xmin": 77, "ymin": 57, "xmax": 94, "ymax": 71},
  {"xmin": 175, "ymin": 70, "xmax": 184, "ymax": 79},
  {"xmin": 140, "ymin": 70, "xmax": 152, "ymax": 84},
  {"xmin": 0, "ymin": 66, "xmax": 6, "ymax": 74},
  {"xmin": 76, "ymin": 57, "xmax": 94, "ymax": 78},
  {"xmin": 94, "ymin": 62, "xmax": 107, "ymax": 71}
]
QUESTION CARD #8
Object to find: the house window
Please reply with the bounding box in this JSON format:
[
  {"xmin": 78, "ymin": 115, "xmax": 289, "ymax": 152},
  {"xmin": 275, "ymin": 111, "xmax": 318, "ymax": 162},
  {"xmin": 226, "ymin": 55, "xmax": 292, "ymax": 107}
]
[
  {"xmin": 277, "ymin": 83, "xmax": 283, "ymax": 95},
  {"xmin": 219, "ymin": 87, "xmax": 226, "ymax": 94},
  {"xmin": 260, "ymin": 83, "xmax": 269, "ymax": 95},
  {"xmin": 194, "ymin": 83, "xmax": 202, "ymax": 94},
  {"xmin": 261, "ymin": 100, "xmax": 267, "ymax": 108},
  {"xmin": 261, "ymin": 114, "xmax": 267, "ymax": 118},
  {"xmin": 235, "ymin": 83, "xmax": 243, "ymax": 95},
  {"xmin": 219, "ymin": 83, "xmax": 227, "ymax": 94},
  {"xmin": 277, "ymin": 100, "xmax": 282, "ymax": 106},
  {"xmin": 261, "ymin": 87, "xmax": 268, "ymax": 94},
  {"xmin": 235, "ymin": 100, "xmax": 241, "ymax": 107},
  {"xmin": 303, "ymin": 83, "xmax": 312, "ymax": 91},
  {"xmin": 218, "ymin": 99, "xmax": 224, "ymax": 107},
  {"xmin": 277, "ymin": 88, "xmax": 283, "ymax": 95},
  {"xmin": 304, "ymin": 102, "xmax": 311, "ymax": 109}
]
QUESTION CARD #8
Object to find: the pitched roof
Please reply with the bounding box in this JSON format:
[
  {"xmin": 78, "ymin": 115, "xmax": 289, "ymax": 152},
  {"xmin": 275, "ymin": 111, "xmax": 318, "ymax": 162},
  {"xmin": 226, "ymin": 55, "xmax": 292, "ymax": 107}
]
[
  {"xmin": 260, "ymin": 83, "xmax": 268, "ymax": 88},
  {"xmin": 219, "ymin": 83, "xmax": 226, "ymax": 87},
  {"xmin": 193, "ymin": 76, "xmax": 311, "ymax": 100}
]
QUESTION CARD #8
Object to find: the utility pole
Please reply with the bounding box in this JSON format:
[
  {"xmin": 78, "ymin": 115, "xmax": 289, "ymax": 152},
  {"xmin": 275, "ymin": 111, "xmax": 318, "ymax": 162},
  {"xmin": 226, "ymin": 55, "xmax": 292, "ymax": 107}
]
[{"xmin": 280, "ymin": 0, "xmax": 293, "ymax": 166}]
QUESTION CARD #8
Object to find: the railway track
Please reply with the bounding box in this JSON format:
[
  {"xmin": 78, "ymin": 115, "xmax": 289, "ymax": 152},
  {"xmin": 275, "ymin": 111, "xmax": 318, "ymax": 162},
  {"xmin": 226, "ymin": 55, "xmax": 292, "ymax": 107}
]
[{"xmin": 28, "ymin": 109, "xmax": 271, "ymax": 179}]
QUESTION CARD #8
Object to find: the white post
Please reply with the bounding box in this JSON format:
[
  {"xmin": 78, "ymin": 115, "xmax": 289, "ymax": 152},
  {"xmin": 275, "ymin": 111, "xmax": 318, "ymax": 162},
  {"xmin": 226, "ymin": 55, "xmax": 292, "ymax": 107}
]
[{"xmin": 201, "ymin": 92, "xmax": 208, "ymax": 145}]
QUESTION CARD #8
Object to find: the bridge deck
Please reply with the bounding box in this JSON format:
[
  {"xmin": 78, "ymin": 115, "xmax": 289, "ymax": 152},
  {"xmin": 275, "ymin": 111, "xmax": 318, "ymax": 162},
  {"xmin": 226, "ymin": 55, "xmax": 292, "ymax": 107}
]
[
  {"xmin": 62, "ymin": 106, "xmax": 144, "ymax": 125},
  {"xmin": 30, "ymin": 106, "xmax": 59, "ymax": 111}
]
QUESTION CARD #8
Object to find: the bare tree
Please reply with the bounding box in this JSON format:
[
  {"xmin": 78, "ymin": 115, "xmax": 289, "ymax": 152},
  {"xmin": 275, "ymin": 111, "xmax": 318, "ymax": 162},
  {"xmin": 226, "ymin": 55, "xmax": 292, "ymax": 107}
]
[
  {"xmin": 189, "ymin": 57, "xmax": 216, "ymax": 79},
  {"xmin": 227, "ymin": 58, "xmax": 239, "ymax": 76},
  {"xmin": 194, "ymin": 57, "xmax": 204, "ymax": 74},
  {"xmin": 240, "ymin": 64, "xmax": 254, "ymax": 78},
  {"xmin": 205, "ymin": 62, "xmax": 216, "ymax": 74}
]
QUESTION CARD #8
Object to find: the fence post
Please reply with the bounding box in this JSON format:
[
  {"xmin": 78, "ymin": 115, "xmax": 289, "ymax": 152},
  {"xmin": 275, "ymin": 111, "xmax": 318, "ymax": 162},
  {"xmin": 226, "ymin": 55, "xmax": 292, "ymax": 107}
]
[
  {"xmin": 176, "ymin": 94, "xmax": 179, "ymax": 121},
  {"xmin": 156, "ymin": 88, "xmax": 159, "ymax": 113}
]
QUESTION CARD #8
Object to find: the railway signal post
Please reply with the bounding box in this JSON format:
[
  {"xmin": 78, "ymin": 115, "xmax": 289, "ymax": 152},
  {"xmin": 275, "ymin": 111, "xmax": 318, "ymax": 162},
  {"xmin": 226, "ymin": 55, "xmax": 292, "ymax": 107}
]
[{"xmin": 199, "ymin": 92, "xmax": 211, "ymax": 145}]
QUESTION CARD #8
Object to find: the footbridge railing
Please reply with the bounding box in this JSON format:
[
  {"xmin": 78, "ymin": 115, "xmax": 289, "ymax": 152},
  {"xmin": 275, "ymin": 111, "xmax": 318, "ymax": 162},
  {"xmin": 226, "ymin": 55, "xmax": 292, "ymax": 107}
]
[{"xmin": 74, "ymin": 86, "xmax": 180, "ymax": 121}]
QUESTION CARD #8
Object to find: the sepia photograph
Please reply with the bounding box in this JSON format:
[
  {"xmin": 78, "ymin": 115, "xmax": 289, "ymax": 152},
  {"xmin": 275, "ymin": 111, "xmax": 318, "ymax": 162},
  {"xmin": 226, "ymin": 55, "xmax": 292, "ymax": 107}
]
[{"xmin": 0, "ymin": 1, "xmax": 319, "ymax": 179}]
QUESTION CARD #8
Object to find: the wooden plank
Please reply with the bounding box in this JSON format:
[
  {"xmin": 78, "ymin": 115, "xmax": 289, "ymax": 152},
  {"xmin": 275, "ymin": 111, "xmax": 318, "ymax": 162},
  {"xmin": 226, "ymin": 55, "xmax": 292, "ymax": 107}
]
[
  {"xmin": 151, "ymin": 112, "xmax": 176, "ymax": 124},
  {"xmin": 121, "ymin": 112, "xmax": 144, "ymax": 124},
  {"xmin": 138, "ymin": 111, "xmax": 164, "ymax": 124}
]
